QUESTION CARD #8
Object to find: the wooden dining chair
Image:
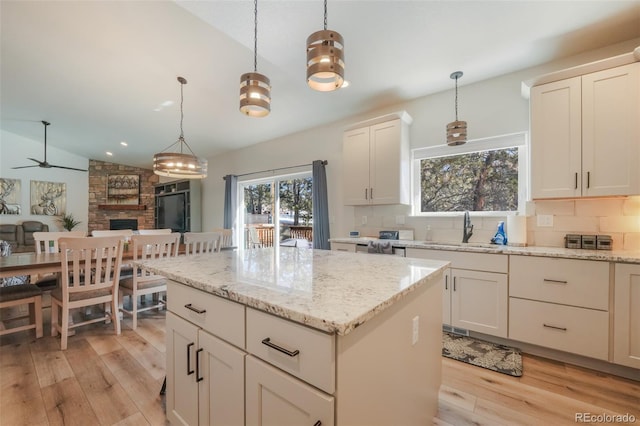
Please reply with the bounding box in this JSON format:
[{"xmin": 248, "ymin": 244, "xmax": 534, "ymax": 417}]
[
  {"xmin": 184, "ymin": 232, "xmax": 222, "ymax": 254},
  {"xmin": 33, "ymin": 231, "xmax": 86, "ymax": 291},
  {"xmin": 91, "ymin": 229, "xmax": 134, "ymax": 238},
  {"xmin": 119, "ymin": 233, "xmax": 179, "ymax": 330},
  {"xmin": 137, "ymin": 229, "xmax": 172, "ymax": 235},
  {"xmin": 0, "ymin": 284, "xmax": 43, "ymax": 338},
  {"xmin": 51, "ymin": 236, "xmax": 124, "ymax": 350},
  {"xmin": 212, "ymin": 228, "xmax": 233, "ymax": 248}
]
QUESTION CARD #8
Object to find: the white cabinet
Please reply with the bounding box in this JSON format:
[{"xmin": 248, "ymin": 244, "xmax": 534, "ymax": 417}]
[
  {"xmin": 166, "ymin": 282, "xmax": 246, "ymax": 426},
  {"xmin": 343, "ymin": 113, "xmax": 411, "ymax": 205},
  {"xmin": 531, "ymin": 62, "xmax": 640, "ymax": 199},
  {"xmin": 613, "ymin": 263, "xmax": 640, "ymax": 369},
  {"xmin": 166, "ymin": 312, "xmax": 245, "ymax": 426},
  {"xmin": 509, "ymin": 256, "xmax": 610, "ymax": 360},
  {"xmin": 406, "ymin": 248, "xmax": 508, "ymax": 338},
  {"xmin": 246, "ymin": 356, "xmax": 334, "ymax": 426},
  {"xmin": 330, "ymin": 242, "xmax": 357, "ymax": 253}
]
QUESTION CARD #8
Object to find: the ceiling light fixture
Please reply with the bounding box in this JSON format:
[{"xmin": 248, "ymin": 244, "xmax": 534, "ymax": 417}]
[
  {"xmin": 239, "ymin": 0, "xmax": 271, "ymax": 117},
  {"xmin": 306, "ymin": 0, "xmax": 344, "ymax": 91},
  {"xmin": 446, "ymin": 71, "xmax": 467, "ymax": 146},
  {"xmin": 153, "ymin": 76, "xmax": 208, "ymax": 179}
]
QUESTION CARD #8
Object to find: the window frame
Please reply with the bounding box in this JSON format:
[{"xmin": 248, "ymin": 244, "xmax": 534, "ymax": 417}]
[{"xmin": 411, "ymin": 132, "xmax": 528, "ymax": 217}]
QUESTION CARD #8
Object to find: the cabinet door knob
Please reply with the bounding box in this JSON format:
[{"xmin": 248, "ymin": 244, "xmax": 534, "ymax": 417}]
[{"xmin": 261, "ymin": 337, "xmax": 300, "ymax": 357}]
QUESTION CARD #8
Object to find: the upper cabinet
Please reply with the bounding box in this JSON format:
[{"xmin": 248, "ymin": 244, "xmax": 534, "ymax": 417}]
[
  {"xmin": 343, "ymin": 112, "xmax": 412, "ymax": 205},
  {"xmin": 531, "ymin": 62, "xmax": 640, "ymax": 199}
]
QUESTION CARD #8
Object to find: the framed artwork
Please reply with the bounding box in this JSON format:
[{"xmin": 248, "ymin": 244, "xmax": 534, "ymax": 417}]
[
  {"xmin": 30, "ymin": 180, "xmax": 66, "ymax": 216},
  {"xmin": 107, "ymin": 174, "xmax": 140, "ymax": 205},
  {"xmin": 0, "ymin": 178, "xmax": 22, "ymax": 215}
]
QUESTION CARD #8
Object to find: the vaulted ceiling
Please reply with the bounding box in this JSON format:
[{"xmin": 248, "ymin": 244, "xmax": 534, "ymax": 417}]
[{"xmin": 1, "ymin": 1, "xmax": 639, "ymax": 168}]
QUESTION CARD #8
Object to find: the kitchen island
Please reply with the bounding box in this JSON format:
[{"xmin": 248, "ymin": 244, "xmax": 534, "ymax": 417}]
[{"xmin": 136, "ymin": 247, "xmax": 448, "ymax": 426}]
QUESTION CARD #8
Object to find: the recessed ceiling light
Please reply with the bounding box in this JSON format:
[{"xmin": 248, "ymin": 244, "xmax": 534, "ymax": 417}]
[
  {"xmin": 161, "ymin": 101, "xmax": 174, "ymax": 107},
  {"xmin": 120, "ymin": 141, "xmax": 128, "ymax": 147},
  {"xmin": 106, "ymin": 151, "xmax": 113, "ymax": 156}
]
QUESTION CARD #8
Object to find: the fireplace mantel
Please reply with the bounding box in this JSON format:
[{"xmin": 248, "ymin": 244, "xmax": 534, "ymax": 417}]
[{"xmin": 98, "ymin": 204, "xmax": 147, "ymax": 210}]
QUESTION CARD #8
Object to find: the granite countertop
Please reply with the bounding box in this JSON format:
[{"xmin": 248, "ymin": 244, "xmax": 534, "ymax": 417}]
[
  {"xmin": 135, "ymin": 247, "xmax": 449, "ymax": 336},
  {"xmin": 329, "ymin": 237, "xmax": 640, "ymax": 264}
]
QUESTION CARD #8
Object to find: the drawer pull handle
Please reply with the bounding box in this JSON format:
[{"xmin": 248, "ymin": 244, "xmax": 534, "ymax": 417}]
[
  {"xmin": 314, "ymin": 422, "xmax": 322, "ymax": 426},
  {"xmin": 261, "ymin": 337, "xmax": 300, "ymax": 357},
  {"xmin": 444, "ymin": 275, "xmax": 448, "ymax": 290},
  {"xmin": 543, "ymin": 323, "xmax": 567, "ymax": 331},
  {"xmin": 185, "ymin": 303, "xmax": 206, "ymax": 314},
  {"xmin": 453, "ymin": 277, "xmax": 457, "ymax": 292},
  {"xmin": 543, "ymin": 279, "xmax": 568, "ymax": 284},
  {"xmin": 187, "ymin": 342, "xmax": 195, "ymax": 375}
]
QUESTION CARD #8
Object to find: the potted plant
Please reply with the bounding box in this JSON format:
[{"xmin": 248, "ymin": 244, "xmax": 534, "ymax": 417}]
[{"xmin": 58, "ymin": 212, "xmax": 81, "ymax": 231}]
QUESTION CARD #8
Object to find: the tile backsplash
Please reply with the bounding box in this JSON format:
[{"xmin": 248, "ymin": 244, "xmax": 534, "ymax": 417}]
[{"xmin": 352, "ymin": 196, "xmax": 640, "ymax": 250}]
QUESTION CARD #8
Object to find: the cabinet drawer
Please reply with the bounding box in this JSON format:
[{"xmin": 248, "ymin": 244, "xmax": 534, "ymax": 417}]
[
  {"xmin": 167, "ymin": 280, "xmax": 245, "ymax": 349},
  {"xmin": 407, "ymin": 248, "xmax": 507, "ymax": 273},
  {"xmin": 509, "ymin": 297, "xmax": 609, "ymax": 360},
  {"xmin": 246, "ymin": 308, "xmax": 335, "ymax": 394},
  {"xmin": 330, "ymin": 242, "xmax": 356, "ymax": 252},
  {"xmin": 510, "ymin": 256, "xmax": 609, "ymax": 310}
]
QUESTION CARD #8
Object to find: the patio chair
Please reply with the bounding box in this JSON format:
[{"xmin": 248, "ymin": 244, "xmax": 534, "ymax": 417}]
[{"xmin": 51, "ymin": 236, "xmax": 124, "ymax": 350}]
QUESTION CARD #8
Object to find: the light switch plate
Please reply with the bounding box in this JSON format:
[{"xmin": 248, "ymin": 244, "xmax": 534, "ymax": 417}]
[{"xmin": 537, "ymin": 214, "xmax": 554, "ymax": 227}]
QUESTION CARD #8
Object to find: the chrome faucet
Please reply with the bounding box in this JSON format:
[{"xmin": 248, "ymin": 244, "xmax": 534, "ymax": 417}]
[{"xmin": 462, "ymin": 211, "xmax": 473, "ymax": 243}]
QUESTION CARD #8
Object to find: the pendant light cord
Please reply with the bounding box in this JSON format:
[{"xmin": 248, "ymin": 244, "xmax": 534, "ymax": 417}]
[
  {"xmin": 324, "ymin": 0, "xmax": 328, "ymax": 30},
  {"xmin": 253, "ymin": 0, "xmax": 258, "ymax": 72},
  {"xmin": 454, "ymin": 75, "xmax": 459, "ymax": 122}
]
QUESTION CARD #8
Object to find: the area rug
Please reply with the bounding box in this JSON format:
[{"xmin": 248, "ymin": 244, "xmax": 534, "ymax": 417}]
[{"xmin": 442, "ymin": 332, "xmax": 523, "ymax": 377}]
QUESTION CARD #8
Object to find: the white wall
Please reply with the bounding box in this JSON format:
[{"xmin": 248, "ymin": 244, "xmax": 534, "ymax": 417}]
[
  {"xmin": 201, "ymin": 39, "xmax": 640, "ymax": 244},
  {"xmin": 0, "ymin": 129, "xmax": 89, "ymax": 232}
]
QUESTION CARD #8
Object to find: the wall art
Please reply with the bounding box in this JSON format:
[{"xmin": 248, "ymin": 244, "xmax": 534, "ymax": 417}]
[
  {"xmin": 106, "ymin": 174, "xmax": 140, "ymax": 205},
  {"xmin": 30, "ymin": 180, "xmax": 66, "ymax": 216},
  {"xmin": 0, "ymin": 178, "xmax": 22, "ymax": 215}
]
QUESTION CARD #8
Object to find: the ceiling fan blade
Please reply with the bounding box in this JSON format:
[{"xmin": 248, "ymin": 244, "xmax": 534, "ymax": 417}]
[
  {"xmin": 11, "ymin": 164, "xmax": 40, "ymax": 169},
  {"xmin": 50, "ymin": 164, "xmax": 88, "ymax": 172}
]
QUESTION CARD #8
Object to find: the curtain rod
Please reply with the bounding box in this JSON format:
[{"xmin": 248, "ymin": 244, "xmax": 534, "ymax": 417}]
[{"xmin": 223, "ymin": 160, "xmax": 327, "ymax": 180}]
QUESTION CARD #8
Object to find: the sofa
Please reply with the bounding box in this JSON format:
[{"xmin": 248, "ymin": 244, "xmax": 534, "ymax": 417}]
[{"xmin": 0, "ymin": 221, "xmax": 49, "ymax": 253}]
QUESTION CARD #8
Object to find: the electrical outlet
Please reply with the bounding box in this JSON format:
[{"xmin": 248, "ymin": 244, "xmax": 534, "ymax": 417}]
[
  {"xmin": 536, "ymin": 214, "xmax": 554, "ymax": 227},
  {"xmin": 361, "ymin": 216, "xmax": 367, "ymax": 225},
  {"xmin": 412, "ymin": 316, "xmax": 419, "ymax": 345}
]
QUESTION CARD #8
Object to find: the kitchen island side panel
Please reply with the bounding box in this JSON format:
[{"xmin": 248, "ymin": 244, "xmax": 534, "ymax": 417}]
[{"xmin": 335, "ymin": 271, "xmax": 443, "ymax": 425}]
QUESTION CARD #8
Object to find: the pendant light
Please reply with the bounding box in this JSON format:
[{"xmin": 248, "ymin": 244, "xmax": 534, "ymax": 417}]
[
  {"xmin": 153, "ymin": 77, "xmax": 208, "ymax": 179},
  {"xmin": 446, "ymin": 71, "xmax": 467, "ymax": 146},
  {"xmin": 306, "ymin": 0, "xmax": 344, "ymax": 91},
  {"xmin": 240, "ymin": 0, "xmax": 271, "ymax": 117}
]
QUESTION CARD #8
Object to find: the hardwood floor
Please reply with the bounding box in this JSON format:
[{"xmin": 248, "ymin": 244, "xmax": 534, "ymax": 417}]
[{"xmin": 1, "ymin": 309, "xmax": 638, "ymax": 425}]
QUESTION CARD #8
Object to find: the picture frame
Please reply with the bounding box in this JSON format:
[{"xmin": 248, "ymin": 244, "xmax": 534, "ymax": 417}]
[
  {"xmin": 106, "ymin": 174, "xmax": 140, "ymax": 205},
  {"xmin": 0, "ymin": 178, "xmax": 22, "ymax": 215},
  {"xmin": 30, "ymin": 180, "xmax": 66, "ymax": 216}
]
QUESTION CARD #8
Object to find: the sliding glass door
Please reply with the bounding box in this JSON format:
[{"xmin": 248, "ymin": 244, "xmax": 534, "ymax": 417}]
[{"xmin": 239, "ymin": 172, "xmax": 313, "ymax": 249}]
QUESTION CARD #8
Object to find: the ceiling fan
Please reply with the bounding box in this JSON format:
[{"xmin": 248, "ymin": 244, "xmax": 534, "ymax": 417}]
[{"xmin": 12, "ymin": 121, "xmax": 87, "ymax": 172}]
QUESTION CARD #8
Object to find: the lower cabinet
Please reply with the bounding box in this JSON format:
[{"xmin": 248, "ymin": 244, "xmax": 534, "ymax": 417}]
[
  {"xmin": 166, "ymin": 312, "xmax": 245, "ymax": 426},
  {"xmin": 406, "ymin": 248, "xmax": 508, "ymax": 338},
  {"xmin": 614, "ymin": 263, "xmax": 640, "ymax": 369},
  {"xmin": 246, "ymin": 356, "xmax": 335, "ymax": 426}
]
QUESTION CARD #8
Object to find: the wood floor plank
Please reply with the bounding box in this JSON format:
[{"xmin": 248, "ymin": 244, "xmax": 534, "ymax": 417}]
[
  {"xmin": 101, "ymin": 348, "xmax": 168, "ymax": 426},
  {"xmin": 436, "ymin": 399, "xmax": 500, "ymax": 426},
  {"xmin": 0, "ymin": 341, "xmax": 48, "ymax": 426},
  {"xmin": 41, "ymin": 376, "xmax": 100, "ymax": 426},
  {"xmin": 112, "ymin": 412, "xmax": 151, "ymax": 426},
  {"xmin": 438, "ymin": 384, "xmax": 476, "ymax": 412},
  {"xmin": 65, "ymin": 339, "xmax": 139, "ymax": 425},
  {"xmin": 29, "ymin": 337, "xmax": 74, "ymax": 388},
  {"xmin": 116, "ymin": 328, "xmax": 165, "ymax": 380},
  {"xmin": 131, "ymin": 316, "xmax": 166, "ymax": 353}
]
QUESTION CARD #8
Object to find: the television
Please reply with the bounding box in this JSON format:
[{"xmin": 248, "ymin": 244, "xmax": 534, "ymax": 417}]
[{"xmin": 157, "ymin": 192, "xmax": 186, "ymax": 233}]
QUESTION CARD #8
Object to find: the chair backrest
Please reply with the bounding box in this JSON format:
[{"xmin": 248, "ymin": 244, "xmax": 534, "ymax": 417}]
[
  {"xmin": 131, "ymin": 233, "xmax": 180, "ymax": 261},
  {"xmin": 91, "ymin": 229, "xmax": 134, "ymax": 238},
  {"xmin": 184, "ymin": 232, "xmax": 222, "ymax": 255},
  {"xmin": 137, "ymin": 229, "xmax": 172, "ymax": 235},
  {"xmin": 212, "ymin": 228, "xmax": 233, "ymax": 248},
  {"xmin": 34, "ymin": 231, "xmax": 86, "ymax": 254},
  {"xmin": 58, "ymin": 236, "xmax": 124, "ymax": 298}
]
